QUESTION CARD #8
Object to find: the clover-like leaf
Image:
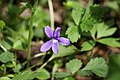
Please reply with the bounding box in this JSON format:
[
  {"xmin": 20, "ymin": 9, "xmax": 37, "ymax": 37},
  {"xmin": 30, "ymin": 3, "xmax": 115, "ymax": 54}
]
[
  {"xmin": 55, "ymin": 72, "xmax": 71, "ymax": 78},
  {"xmin": 66, "ymin": 59, "xmax": 82, "ymax": 74},
  {"xmin": 97, "ymin": 38, "xmax": 120, "ymax": 47},
  {"xmin": 52, "ymin": 45, "xmax": 77, "ymax": 59},
  {"xmin": 72, "ymin": 5, "xmax": 84, "ymax": 25},
  {"xmin": 0, "ymin": 52, "xmax": 14, "ymax": 63},
  {"xmin": 81, "ymin": 40, "xmax": 96, "ymax": 51},
  {"xmin": 12, "ymin": 70, "xmax": 35, "ymax": 80},
  {"xmin": 96, "ymin": 23, "xmax": 117, "ymax": 38},
  {"xmin": 82, "ymin": 57, "xmax": 108, "ymax": 77},
  {"xmin": 66, "ymin": 22, "xmax": 80, "ymax": 43},
  {"xmin": 35, "ymin": 68, "xmax": 50, "ymax": 80}
]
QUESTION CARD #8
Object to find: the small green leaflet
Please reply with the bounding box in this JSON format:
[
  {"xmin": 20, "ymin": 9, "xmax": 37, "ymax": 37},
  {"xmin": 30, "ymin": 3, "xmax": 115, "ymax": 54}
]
[
  {"xmin": 97, "ymin": 38, "xmax": 120, "ymax": 47},
  {"xmin": 66, "ymin": 22, "xmax": 80, "ymax": 43},
  {"xmin": 12, "ymin": 70, "xmax": 35, "ymax": 80},
  {"xmin": 80, "ymin": 5, "xmax": 103, "ymax": 32},
  {"xmin": 82, "ymin": 57, "xmax": 108, "ymax": 77},
  {"xmin": 55, "ymin": 72, "xmax": 71, "ymax": 78},
  {"xmin": 0, "ymin": 77, "xmax": 11, "ymax": 80},
  {"xmin": 0, "ymin": 20, "xmax": 5, "ymax": 30},
  {"xmin": 35, "ymin": 68, "xmax": 50, "ymax": 79},
  {"xmin": 78, "ymin": 70, "xmax": 92, "ymax": 76},
  {"xmin": 13, "ymin": 40, "xmax": 24, "ymax": 50},
  {"xmin": 96, "ymin": 23, "xmax": 117, "ymax": 38},
  {"xmin": 81, "ymin": 40, "xmax": 96, "ymax": 51},
  {"xmin": 0, "ymin": 52, "xmax": 14, "ymax": 63},
  {"xmin": 52, "ymin": 45, "xmax": 77, "ymax": 59},
  {"xmin": 66, "ymin": 59, "xmax": 82, "ymax": 74},
  {"xmin": 63, "ymin": 77, "xmax": 75, "ymax": 80},
  {"xmin": 72, "ymin": 5, "xmax": 84, "ymax": 25}
]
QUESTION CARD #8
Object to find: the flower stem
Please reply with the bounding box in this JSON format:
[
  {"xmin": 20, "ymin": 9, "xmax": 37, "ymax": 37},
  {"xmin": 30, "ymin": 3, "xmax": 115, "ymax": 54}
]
[
  {"xmin": 27, "ymin": 0, "xmax": 38, "ymax": 68},
  {"xmin": 48, "ymin": 0, "xmax": 54, "ymax": 31},
  {"xmin": 39, "ymin": 56, "xmax": 53, "ymax": 69},
  {"xmin": 27, "ymin": 12, "xmax": 33, "ymax": 68}
]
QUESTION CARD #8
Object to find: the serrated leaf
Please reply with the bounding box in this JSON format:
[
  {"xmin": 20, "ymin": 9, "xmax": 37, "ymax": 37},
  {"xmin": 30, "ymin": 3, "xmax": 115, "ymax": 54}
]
[
  {"xmin": 82, "ymin": 57, "xmax": 108, "ymax": 77},
  {"xmin": 13, "ymin": 40, "xmax": 24, "ymax": 50},
  {"xmin": 55, "ymin": 72, "xmax": 71, "ymax": 78},
  {"xmin": 72, "ymin": 5, "xmax": 84, "ymax": 25},
  {"xmin": 52, "ymin": 45, "xmax": 77, "ymax": 59},
  {"xmin": 0, "ymin": 20, "xmax": 5, "ymax": 30},
  {"xmin": 66, "ymin": 22, "xmax": 80, "ymax": 43},
  {"xmin": 96, "ymin": 23, "xmax": 117, "ymax": 38},
  {"xmin": 81, "ymin": 5, "xmax": 104, "ymax": 32},
  {"xmin": 35, "ymin": 68, "xmax": 50, "ymax": 79},
  {"xmin": 0, "ymin": 52, "xmax": 14, "ymax": 63},
  {"xmin": 78, "ymin": 70, "xmax": 92, "ymax": 76},
  {"xmin": 63, "ymin": 77, "xmax": 75, "ymax": 80},
  {"xmin": 0, "ymin": 77, "xmax": 11, "ymax": 80},
  {"xmin": 81, "ymin": 40, "xmax": 96, "ymax": 51},
  {"xmin": 12, "ymin": 70, "xmax": 35, "ymax": 80},
  {"xmin": 66, "ymin": 59, "xmax": 82, "ymax": 74},
  {"xmin": 97, "ymin": 38, "xmax": 120, "ymax": 47}
]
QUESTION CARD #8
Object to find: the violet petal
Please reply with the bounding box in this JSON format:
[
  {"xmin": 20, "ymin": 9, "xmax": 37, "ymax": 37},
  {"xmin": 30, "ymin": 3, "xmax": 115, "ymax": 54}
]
[
  {"xmin": 57, "ymin": 37, "xmax": 70, "ymax": 46},
  {"xmin": 54, "ymin": 27, "xmax": 61, "ymax": 38},
  {"xmin": 40, "ymin": 40, "xmax": 52, "ymax": 52},
  {"xmin": 45, "ymin": 26, "xmax": 53, "ymax": 38},
  {"xmin": 52, "ymin": 39, "xmax": 59, "ymax": 54}
]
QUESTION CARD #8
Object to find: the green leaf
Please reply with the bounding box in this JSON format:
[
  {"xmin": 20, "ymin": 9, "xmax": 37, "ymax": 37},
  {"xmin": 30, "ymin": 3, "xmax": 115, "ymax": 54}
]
[
  {"xmin": 72, "ymin": 5, "xmax": 84, "ymax": 25},
  {"xmin": 12, "ymin": 70, "xmax": 35, "ymax": 80},
  {"xmin": 35, "ymin": 68, "xmax": 50, "ymax": 79},
  {"xmin": 66, "ymin": 22, "xmax": 80, "ymax": 43},
  {"xmin": 97, "ymin": 38, "xmax": 120, "ymax": 47},
  {"xmin": 55, "ymin": 72, "xmax": 71, "ymax": 78},
  {"xmin": 63, "ymin": 77, "xmax": 75, "ymax": 80},
  {"xmin": 13, "ymin": 64, "xmax": 22, "ymax": 73},
  {"xmin": 80, "ymin": 5, "xmax": 104, "ymax": 32},
  {"xmin": 13, "ymin": 40, "xmax": 24, "ymax": 50},
  {"xmin": 0, "ymin": 20, "xmax": 5, "ymax": 30},
  {"xmin": 52, "ymin": 45, "xmax": 77, "ymax": 59},
  {"xmin": 64, "ymin": 1, "xmax": 81, "ymax": 9},
  {"xmin": 1, "ymin": 39, "xmax": 12, "ymax": 50},
  {"xmin": 90, "ymin": 25, "xmax": 97, "ymax": 38},
  {"xmin": 0, "ymin": 52, "xmax": 14, "ymax": 63},
  {"xmin": 96, "ymin": 23, "xmax": 117, "ymax": 38},
  {"xmin": 106, "ymin": 54, "xmax": 120, "ymax": 80},
  {"xmin": 0, "ymin": 77, "xmax": 11, "ymax": 80},
  {"xmin": 78, "ymin": 70, "xmax": 92, "ymax": 76},
  {"xmin": 80, "ymin": 21, "xmax": 93, "ymax": 32},
  {"xmin": 81, "ymin": 40, "xmax": 96, "ymax": 51},
  {"xmin": 82, "ymin": 57, "xmax": 108, "ymax": 77},
  {"xmin": 66, "ymin": 59, "xmax": 82, "ymax": 74}
]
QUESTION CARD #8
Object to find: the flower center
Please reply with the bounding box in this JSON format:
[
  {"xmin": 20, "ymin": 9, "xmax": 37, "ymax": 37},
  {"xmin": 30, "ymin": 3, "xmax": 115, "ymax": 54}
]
[{"xmin": 52, "ymin": 39, "xmax": 58, "ymax": 43}]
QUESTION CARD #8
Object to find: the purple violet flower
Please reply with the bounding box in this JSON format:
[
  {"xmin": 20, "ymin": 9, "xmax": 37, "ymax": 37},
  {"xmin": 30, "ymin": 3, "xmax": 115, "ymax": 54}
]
[{"xmin": 40, "ymin": 26, "xmax": 70, "ymax": 54}]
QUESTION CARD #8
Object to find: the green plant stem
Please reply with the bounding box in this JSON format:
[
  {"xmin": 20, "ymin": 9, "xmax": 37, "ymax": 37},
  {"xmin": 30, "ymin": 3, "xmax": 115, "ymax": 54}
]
[
  {"xmin": 27, "ymin": 11, "xmax": 34, "ymax": 68},
  {"xmin": 39, "ymin": 56, "xmax": 53, "ymax": 69},
  {"xmin": 26, "ymin": 0, "xmax": 38, "ymax": 68},
  {"xmin": 48, "ymin": 0, "xmax": 54, "ymax": 30}
]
